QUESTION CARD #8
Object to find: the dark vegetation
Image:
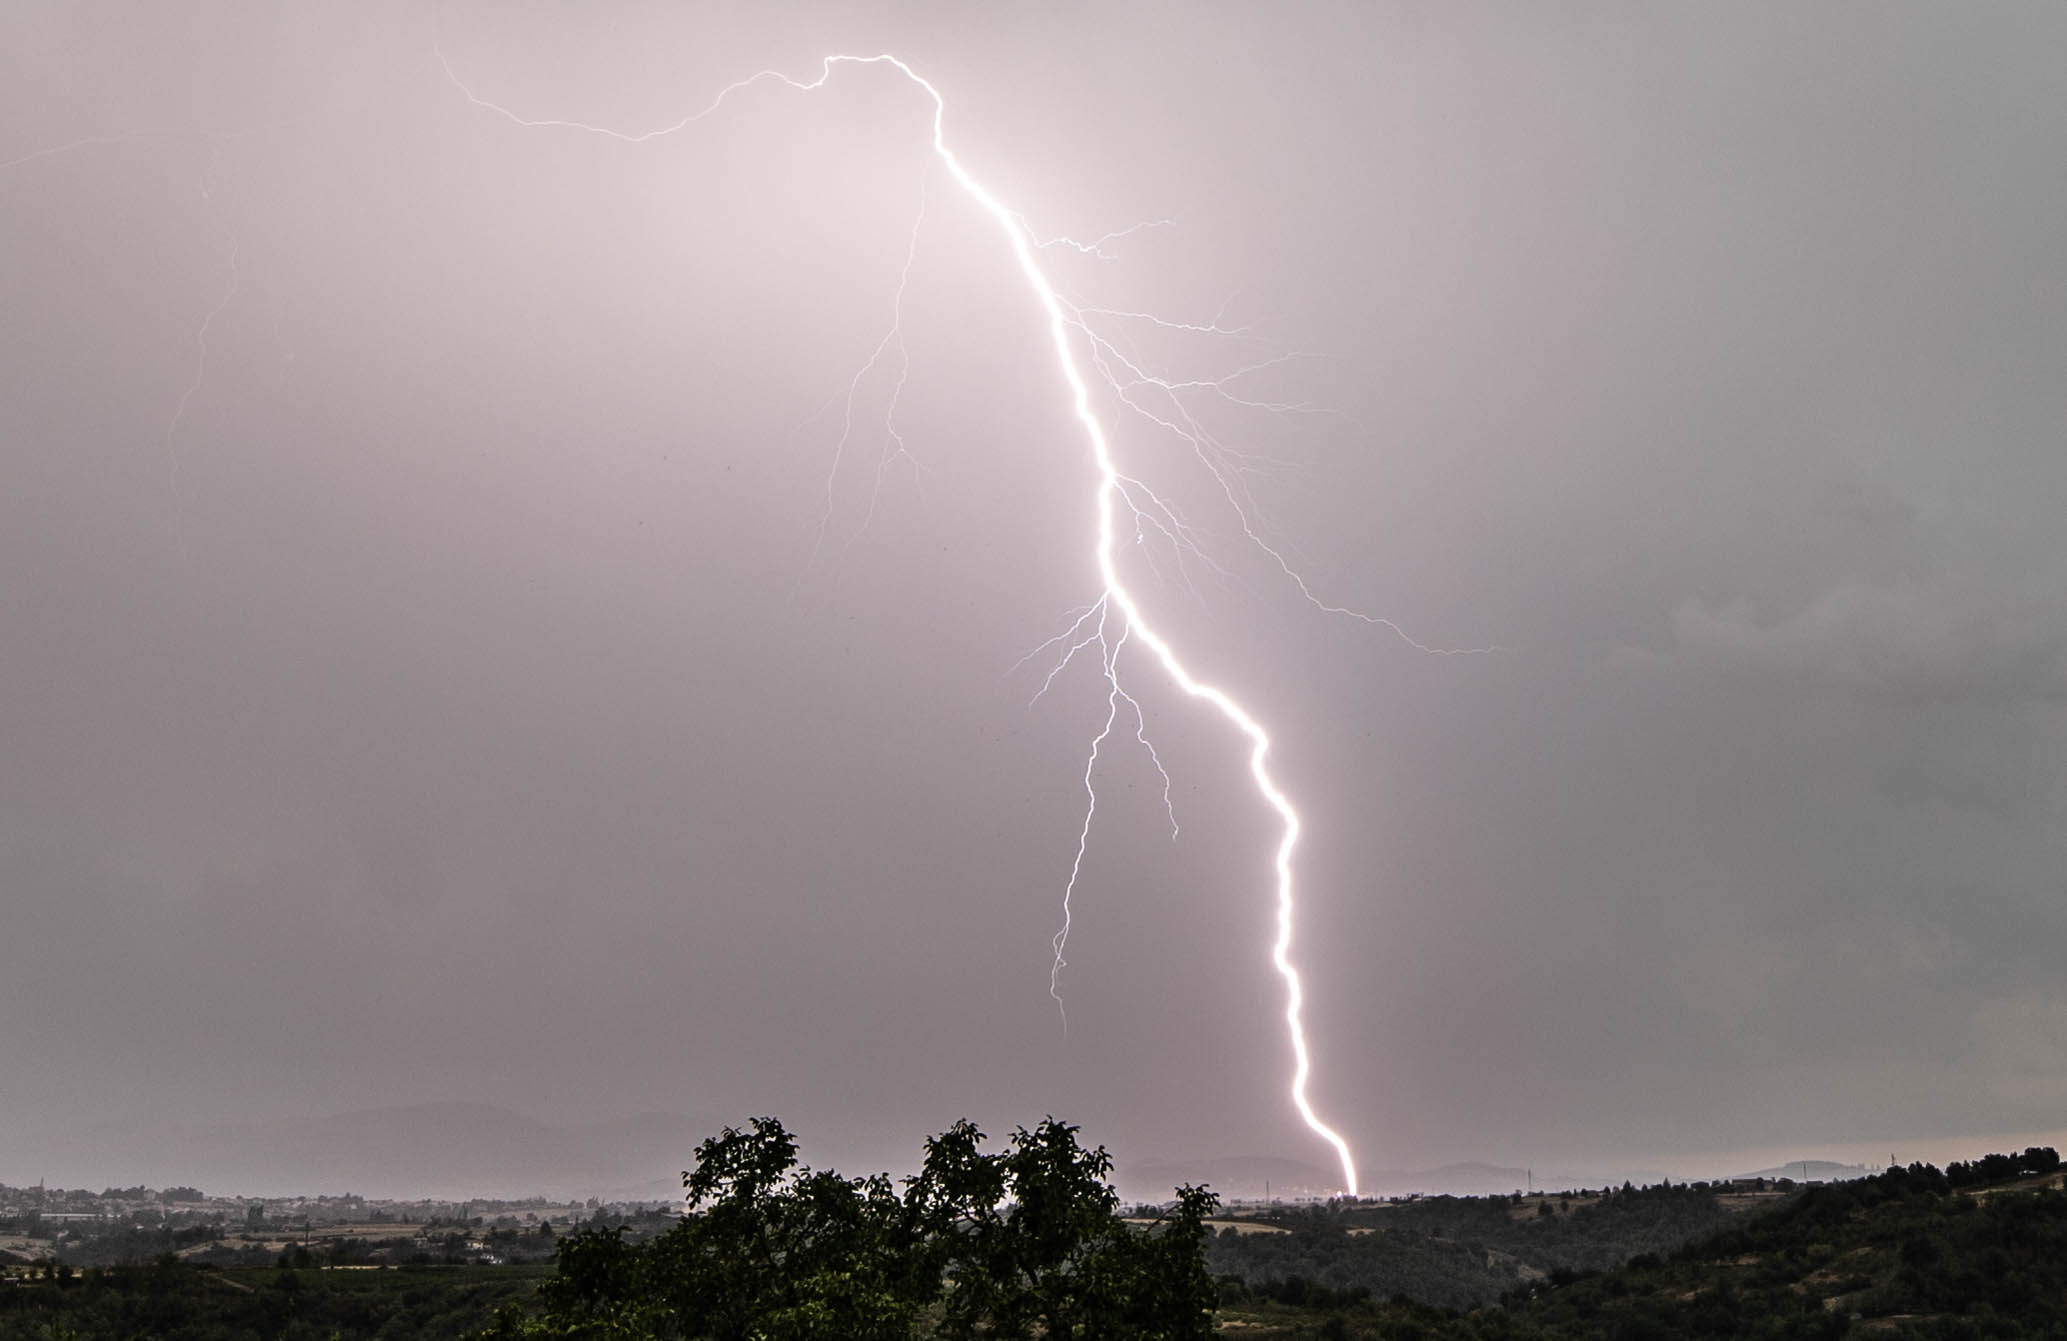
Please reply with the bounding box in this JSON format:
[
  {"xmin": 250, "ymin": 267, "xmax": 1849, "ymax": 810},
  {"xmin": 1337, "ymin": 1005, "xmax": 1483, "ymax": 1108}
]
[
  {"xmin": 0, "ymin": 1180, "xmax": 615, "ymax": 1270},
  {"xmin": 480, "ymin": 1115, "xmax": 1219, "ymax": 1339},
  {"xmin": 3, "ymin": 1141, "xmax": 2062, "ymax": 1337},
  {"xmin": 1208, "ymin": 1179, "xmax": 1764, "ymax": 1309},
  {"xmin": 0, "ymin": 1259, "xmax": 552, "ymax": 1340},
  {"xmin": 1215, "ymin": 1146, "xmax": 2067, "ymax": 1339}
]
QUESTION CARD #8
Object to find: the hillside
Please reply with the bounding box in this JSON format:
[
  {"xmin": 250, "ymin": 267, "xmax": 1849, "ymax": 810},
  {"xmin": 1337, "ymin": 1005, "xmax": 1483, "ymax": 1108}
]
[
  {"xmin": 1209, "ymin": 1179, "xmax": 1783, "ymax": 1309},
  {"xmin": 1223, "ymin": 1146, "xmax": 2067, "ymax": 1338}
]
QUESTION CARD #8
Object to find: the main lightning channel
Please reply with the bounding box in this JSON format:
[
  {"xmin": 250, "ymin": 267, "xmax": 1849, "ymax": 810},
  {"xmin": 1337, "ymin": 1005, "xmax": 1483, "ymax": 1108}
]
[
  {"xmin": 439, "ymin": 43, "xmax": 1362, "ymax": 1196},
  {"xmin": 806, "ymin": 58, "xmax": 1361, "ymax": 1196}
]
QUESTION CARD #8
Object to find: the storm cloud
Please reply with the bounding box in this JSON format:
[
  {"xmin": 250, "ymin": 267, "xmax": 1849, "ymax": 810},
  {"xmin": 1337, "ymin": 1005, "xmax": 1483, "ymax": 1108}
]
[{"xmin": 4, "ymin": 1, "xmax": 2064, "ymax": 1194}]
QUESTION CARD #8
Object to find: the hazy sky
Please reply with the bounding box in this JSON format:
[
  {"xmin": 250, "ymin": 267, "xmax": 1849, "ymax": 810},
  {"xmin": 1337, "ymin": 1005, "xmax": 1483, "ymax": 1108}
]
[{"xmin": 5, "ymin": 1, "xmax": 2065, "ymax": 1194}]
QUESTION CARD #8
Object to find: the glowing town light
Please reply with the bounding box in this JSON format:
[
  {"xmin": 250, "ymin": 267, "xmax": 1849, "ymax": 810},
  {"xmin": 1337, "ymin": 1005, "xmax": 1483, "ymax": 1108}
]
[{"xmin": 439, "ymin": 43, "xmax": 1363, "ymax": 1196}]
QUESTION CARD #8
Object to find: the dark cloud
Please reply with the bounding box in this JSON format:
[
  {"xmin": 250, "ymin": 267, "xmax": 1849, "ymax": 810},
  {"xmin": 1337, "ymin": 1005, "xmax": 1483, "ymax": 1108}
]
[{"xmin": 1618, "ymin": 577, "xmax": 2067, "ymax": 704}]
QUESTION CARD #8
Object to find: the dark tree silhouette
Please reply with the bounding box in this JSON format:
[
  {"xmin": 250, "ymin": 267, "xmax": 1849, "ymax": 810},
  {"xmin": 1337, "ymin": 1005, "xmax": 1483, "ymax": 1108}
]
[{"xmin": 484, "ymin": 1116, "xmax": 1218, "ymax": 1340}]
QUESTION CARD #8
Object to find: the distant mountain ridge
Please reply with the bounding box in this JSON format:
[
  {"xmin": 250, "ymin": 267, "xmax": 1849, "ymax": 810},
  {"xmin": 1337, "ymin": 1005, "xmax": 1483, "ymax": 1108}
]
[
  {"xmin": 215, "ymin": 1101, "xmax": 714, "ymax": 1200},
  {"xmin": 1118, "ymin": 1155, "xmax": 1668, "ymax": 1202},
  {"xmin": 12, "ymin": 1101, "xmax": 1882, "ymax": 1204},
  {"xmin": 14, "ymin": 1102, "xmax": 714, "ymax": 1202},
  {"xmin": 1729, "ymin": 1158, "xmax": 1875, "ymax": 1184}
]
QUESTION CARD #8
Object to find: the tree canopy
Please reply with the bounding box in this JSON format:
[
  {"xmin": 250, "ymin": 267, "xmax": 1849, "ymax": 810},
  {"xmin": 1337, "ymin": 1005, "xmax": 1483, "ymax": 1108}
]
[{"xmin": 484, "ymin": 1116, "xmax": 1219, "ymax": 1340}]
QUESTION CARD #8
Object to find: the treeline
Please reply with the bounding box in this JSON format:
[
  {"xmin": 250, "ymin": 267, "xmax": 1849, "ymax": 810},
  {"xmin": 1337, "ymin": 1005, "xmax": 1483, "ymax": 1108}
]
[
  {"xmin": 480, "ymin": 1116, "xmax": 1221, "ymax": 1339},
  {"xmin": 24, "ymin": 1221, "xmax": 227, "ymax": 1269},
  {"xmin": 1944, "ymin": 1146, "xmax": 2059, "ymax": 1189}
]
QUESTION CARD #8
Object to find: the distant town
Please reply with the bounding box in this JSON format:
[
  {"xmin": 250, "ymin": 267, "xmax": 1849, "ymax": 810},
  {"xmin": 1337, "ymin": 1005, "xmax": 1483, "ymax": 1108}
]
[
  {"xmin": 0, "ymin": 1158, "xmax": 1865, "ymax": 1278},
  {"xmin": 0, "ymin": 1181, "xmax": 677, "ymax": 1272}
]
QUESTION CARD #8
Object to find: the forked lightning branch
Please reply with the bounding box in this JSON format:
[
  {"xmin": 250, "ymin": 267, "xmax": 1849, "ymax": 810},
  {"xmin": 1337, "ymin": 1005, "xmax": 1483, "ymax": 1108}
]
[{"xmin": 439, "ymin": 37, "xmax": 1368, "ymax": 1195}]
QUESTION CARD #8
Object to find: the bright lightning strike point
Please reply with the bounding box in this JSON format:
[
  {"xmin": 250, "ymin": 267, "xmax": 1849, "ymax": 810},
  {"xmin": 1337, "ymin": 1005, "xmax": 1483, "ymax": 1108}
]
[{"xmin": 439, "ymin": 36, "xmax": 1366, "ymax": 1197}]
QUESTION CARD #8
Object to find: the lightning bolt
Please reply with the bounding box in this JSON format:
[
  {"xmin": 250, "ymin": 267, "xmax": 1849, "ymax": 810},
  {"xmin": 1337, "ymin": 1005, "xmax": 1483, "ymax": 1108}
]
[
  {"xmin": 437, "ymin": 36, "xmax": 1369, "ymax": 1195},
  {"xmin": 806, "ymin": 175, "xmax": 926, "ymax": 577},
  {"xmin": 1036, "ymin": 608, "xmax": 1176, "ymax": 1037},
  {"xmin": 170, "ymin": 236, "xmax": 241, "ymax": 436},
  {"xmin": 156, "ymin": 234, "xmax": 241, "ymax": 567},
  {"xmin": 3, "ymin": 126, "xmax": 260, "ymax": 571}
]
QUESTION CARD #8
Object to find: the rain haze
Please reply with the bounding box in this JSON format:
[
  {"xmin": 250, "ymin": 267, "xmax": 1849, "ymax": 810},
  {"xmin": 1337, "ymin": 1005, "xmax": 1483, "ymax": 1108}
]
[{"xmin": 4, "ymin": 2, "xmax": 2065, "ymax": 1200}]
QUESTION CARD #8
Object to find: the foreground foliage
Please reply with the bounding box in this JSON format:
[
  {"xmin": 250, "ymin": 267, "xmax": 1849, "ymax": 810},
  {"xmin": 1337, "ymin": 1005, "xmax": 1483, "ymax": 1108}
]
[{"xmin": 483, "ymin": 1115, "xmax": 1218, "ymax": 1340}]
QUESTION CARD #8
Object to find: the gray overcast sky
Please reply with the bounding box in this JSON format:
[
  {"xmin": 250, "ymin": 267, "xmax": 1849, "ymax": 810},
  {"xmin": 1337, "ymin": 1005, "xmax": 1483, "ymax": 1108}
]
[{"xmin": 4, "ymin": 1, "xmax": 2066, "ymax": 1196}]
